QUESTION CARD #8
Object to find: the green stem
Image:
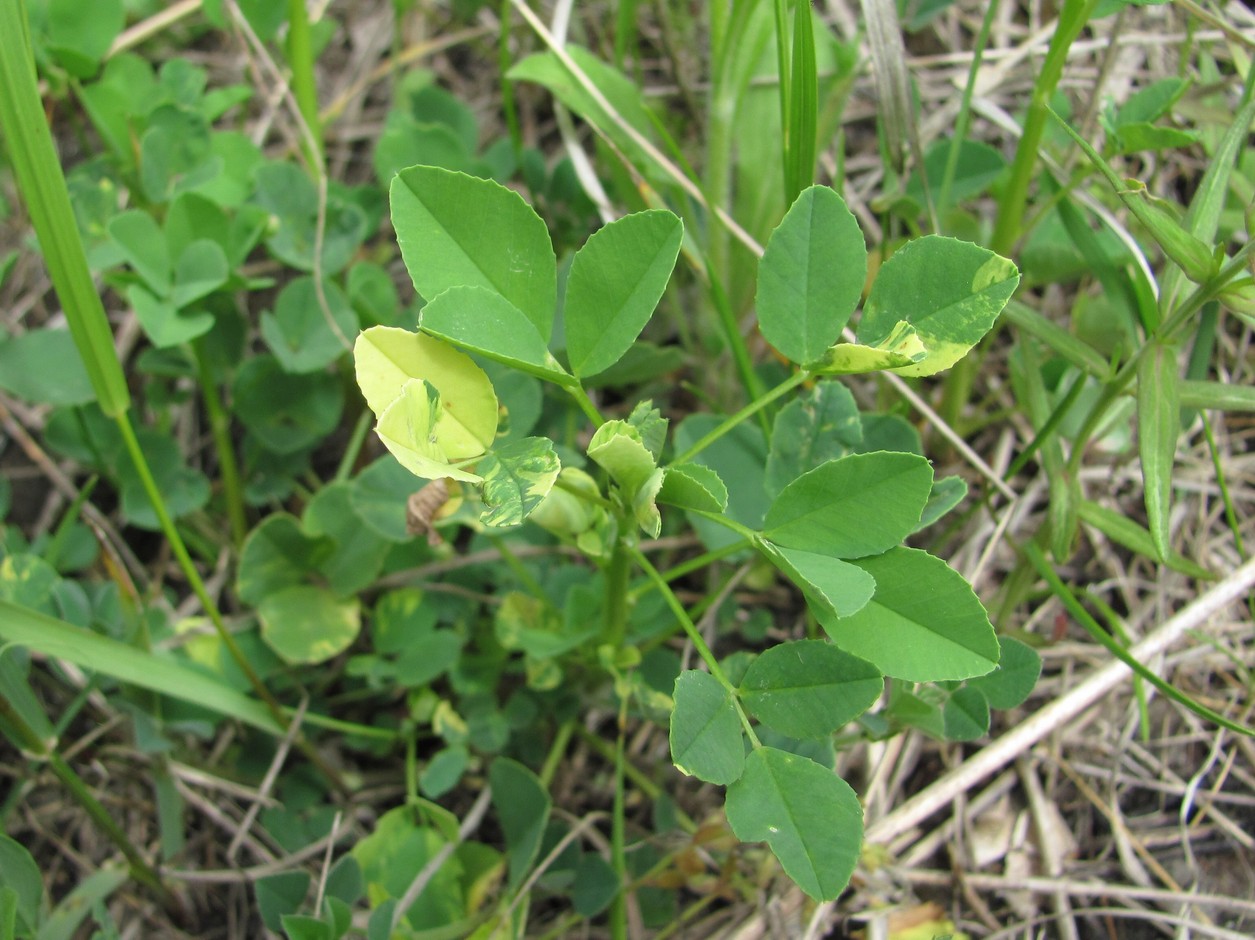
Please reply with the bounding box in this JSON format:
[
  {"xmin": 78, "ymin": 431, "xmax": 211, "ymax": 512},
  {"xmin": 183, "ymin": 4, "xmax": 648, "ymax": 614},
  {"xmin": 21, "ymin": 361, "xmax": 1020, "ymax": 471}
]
[
  {"xmin": 0, "ymin": 694, "xmax": 171, "ymax": 900},
  {"xmin": 115, "ymin": 414, "xmax": 350, "ymax": 792},
  {"xmin": 991, "ymin": 0, "xmax": 1098, "ymax": 254},
  {"xmin": 1024, "ymin": 541, "xmax": 1254, "ymax": 737},
  {"xmin": 565, "ymin": 381, "xmax": 605, "ymax": 427},
  {"xmin": 286, "ymin": 0, "xmax": 322, "ymax": 165},
  {"xmin": 628, "ymin": 539, "xmax": 748, "ymax": 603},
  {"xmin": 626, "ymin": 546, "xmax": 759, "ymax": 745},
  {"xmin": 936, "ymin": 0, "xmax": 998, "ymax": 217},
  {"xmin": 0, "ymin": 0, "xmax": 130, "ymax": 417},
  {"xmin": 605, "ymin": 538, "xmax": 632, "ymax": 648},
  {"xmin": 539, "ymin": 719, "xmax": 574, "ymax": 788},
  {"xmin": 703, "ymin": 252, "xmax": 769, "ymax": 420},
  {"xmin": 672, "ymin": 368, "xmax": 809, "ymax": 465},
  {"xmin": 333, "ymin": 408, "xmax": 373, "ymax": 483},
  {"xmin": 609, "ymin": 706, "xmax": 629, "ymax": 940},
  {"xmin": 193, "ymin": 342, "xmax": 246, "ymax": 547},
  {"xmin": 1066, "ymin": 248, "xmax": 1251, "ymax": 473}
]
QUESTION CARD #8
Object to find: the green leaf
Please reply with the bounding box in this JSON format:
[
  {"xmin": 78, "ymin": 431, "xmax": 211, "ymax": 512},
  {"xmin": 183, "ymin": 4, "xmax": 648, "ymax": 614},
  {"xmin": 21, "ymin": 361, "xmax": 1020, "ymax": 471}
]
[
  {"xmin": 44, "ymin": 0, "xmax": 123, "ymax": 77},
  {"xmin": 261, "ymin": 277, "xmax": 357, "ymax": 374},
  {"xmin": 724, "ymin": 747, "xmax": 862, "ymax": 901},
  {"xmin": 279, "ymin": 915, "xmax": 332, "ymax": 940},
  {"xmin": 233, "ymin": 356, "xmax": 344, "ymax": 454},
  {"xmin": 108, "ymin": 209, "xmax": 171, "ymax": 294},
  {"xmin": 113, "ymin": 429, "xmax": 210, "ymax": 530},
  {"xmin": 739, "ymin": 640, "xmax": 882, "ymax": 740},
  {"xmin": 0, "ymin": 329, "xmax": 94, "ymax": 406},
  {"xmin": 943, "ymin": 686, "xmax": 990, "ymax": 741},
  {"xmin": 374, "ymin": 380, "xmax": 482, "ymax": 484},
  {"xmin": 1076, "ymin": 499, "xmax": 1212, "ymax": 580},
  {"xmin": 0, "ymin": 599, "xmax": 281, "ymax": 734},
  {"xmin": 507, "ymin": 46, "xmax": 672, "ymax": 188},
  {"xmin": 669, "ymin": 670, "xmax": 745, "ymax": 785},
  {"xmin": 906, "ymin": 139, "xmax": 1007, "ymax": 211},
  {"xmin": 858, "ymin": 236, "xmax": 1019, "ymax": 376},
  {"xmin": 626, "ymin": 401, "xmax": 668, "ymax": 459},
  {"xmin": 756, "ymin": 185, "xmax": 866, "ymax": 365},
  {"xmin": 587, "ymin": 421, "xmax": 657, "ymax": 499},
  {"xmin": 763, "ymin": 452, "xmax": 934, "ymax": 558},
  {"xmin": 564, "ymin": 210, "xmax": 683, "ymax": 377},
  {"xmin": 127, "ymin": 284, "xmax": 215, "ymax": 348},
  {"xmin": 674, "ymin": 415, "xmax": 770, "ymax": 550},
  {"xmin": 170, "ymin": 239, "xmax": 229, "ymax": 308},
  {"xmin": 256, "ymin": 872, "xmax": 311, "ymax": 933},
  {"xmin": 489, "ymin": 758, "xmax": 552, "ymax": 891},
  {"xmin": 258, "ymin": 585, "xmax": 361, "ymax": 665},
  {"xmin": 350, "ymin": 456, "xmax": 427, "ymax": 543},
  {"xmin": 765, "ymin": 381, "xmax": 862, "ymax": 498},
  {"xmin": 478, "ymin": 437, "xmax": 561, "ymax": 527},
  {"xmin": 658, "ymin": 464, "xmax": 728, "ymax": 513},
  {"xmin": 391, "ymin": 165, "xmax": 556, "ymax": 336},
  {"xmin": 236, "ymin": 513, "xmax": 334, "ymax": 607},
  {"xmin": 916, "ymin": 475, "xmax": 968, "ymax": 531},
  {"xmin": 419, "ymin": 285, "xmax": 567, "ymax": 382},
  {"xmin": 1138, "ymin": 342, "xmax": 1180, "ymax": 561},
  {"xmin": 419, "ymin": 744, "xmax": 468, "ymax": 799},
  {"xmin": 302, "ymin": 483, "xmax": 390, "ymax": 596},
  {"xmin": 967, "ymin": 636, "xmax": 1041, "ymax": 710},
  {"xmin": 756, "ymin": 540, "xmax": 875, "ymax": 619},
  {"xmin": 808, "ymin": 321, "xmax": 928, "ymax": 376},
  {"xmin": 0, "ymin": 836, "xmax": 43, "ymax": 934},
  {"xmin": 815, "ymin": 547, "xmax": 999, "ymax": 682},
  {"xmin": 495, "ymin": 592, "xmax": 596, "ymax": 659},
  {"xmin": 353, "ymin": 326, "xmax": 498, "ymax": 459},
  {"xmin": 37, "ymin": 868, "xmax": 127, "ymax": 940}
]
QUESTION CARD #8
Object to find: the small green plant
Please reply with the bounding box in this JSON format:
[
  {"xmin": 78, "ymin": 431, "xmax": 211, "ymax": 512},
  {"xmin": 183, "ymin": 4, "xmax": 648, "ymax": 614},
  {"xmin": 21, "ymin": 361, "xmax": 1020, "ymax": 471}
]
[{"xmin": 349, "ymin": 164, "xmax": 1037, "ymax": 909}]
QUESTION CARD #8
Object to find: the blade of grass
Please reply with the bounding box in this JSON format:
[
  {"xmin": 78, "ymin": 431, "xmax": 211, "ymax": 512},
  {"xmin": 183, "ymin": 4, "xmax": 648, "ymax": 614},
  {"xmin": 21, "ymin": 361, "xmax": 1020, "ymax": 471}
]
[
  {"xmin": 1023, "ymin": 542, "xmax": 1254, "ymax": 737},
  {"xmin": 0, "ymin": 0, "xmax": 130, "ymax": 417},
  {"xmin": 783, "ymin": 0, "xmax": 817, "ymax": 205},
  {"xmin": 992, "ymin": 0, "xmax": 1099, "ymax": 254},
  {"xmin": 1076, "ymin": 500, "xmax": 1213, "ymax": 581},
  {"xmin": 0, "ymin": 678, "xmax": 171, "ymax": 900},
  {"xmin": 1137, "ymin": 341, "xmax": 1181, "ymax": 562},
  {"xmin": 1159, "ymin": 68, "xmax": 1255, "ymax": 314},
  {"xmin": 285, "ymin": 0, "xmax": 322, "ymax": 164},
  {"xmin": 0, "ymin": 600, "xmax": 282, "ymax": 735},
  {"xmin": 937, "ymin": 0, "xmax": 999, "ymax": 216}
]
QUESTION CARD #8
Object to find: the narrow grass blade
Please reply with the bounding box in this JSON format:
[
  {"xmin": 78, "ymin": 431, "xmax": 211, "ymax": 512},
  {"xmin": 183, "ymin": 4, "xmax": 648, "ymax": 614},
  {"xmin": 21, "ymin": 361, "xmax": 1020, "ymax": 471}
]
[
  {"xmin": 1179, "ymin": 379, "xmax": 1255, "ymax": 413},
  {"xmin": 992, "ymin": 0, "xmax": 1097, "ymax": 253},
  {"xmin": 0, "ymin": 600, "xmax": 282, "ymax": 735},
  {"xmin": 0, "ymin": 0, "xmax": 130, "ymax": 416},
  {"xmin": 783, "ymin": 0, "xmax": 817, "ymax": 204},
  {"xmin": 1001, "ymin": 301, "xmax": 1108, "ymax": 378},
  {"xmin": 1137, "ymin": 342, "xmax": 1180, "ymax": 561},
  {"xmin": 1076, "ymin": 500, "xmax": 1213, "ymax": 581},
  {"xmin": 1025, "ymin": 543, "xmax": 1254, "ymax": 737}
]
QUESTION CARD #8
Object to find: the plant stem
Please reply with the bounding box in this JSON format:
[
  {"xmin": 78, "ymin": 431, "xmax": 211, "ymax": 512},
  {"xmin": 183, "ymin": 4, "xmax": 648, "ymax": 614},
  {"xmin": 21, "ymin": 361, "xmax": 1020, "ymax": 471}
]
[
  {"xmin": 604, "ymin": 538, "xmax": 632, "ymax": 647},
  {"xmin": 672, "ymin": 368, "xmax": 809, "ymax": 465},
  {"xmin": 0, "ymin": 0, "xmax": 130, "ymax": 417},
  {"xmin": 626, "ymin": 546, "xmax": 759, "ymax": 745},
  {"xmin": 115, "ymin": 413, "xmax": 350, "ymax": 792},
  {"xmin": 992, "ymin": 0, "xmax": 1098, "ymax": 254},
  {"xmin": 194, "ymin": 342, "xmax": 246, "ymax": 547},
  {"xmin": 609, "ymin": 705, "xmax": 629, "ymax": 940},
  {"xmin": 936, "ymin": 0, "xmax": 998, "ymax": 217},
  {"xmin": 333, "ymin": 408, "xmax": 374, "ymax": 483},
  {"xmin": 539, "ymin": 719, "xmax": 574, "ymax": 788},
  {"xmin": 285, "ymin": 0, "xmax": 322, "ymax": 165},
  {"xmin": 0, "ymin": 694, "xmax": 172, "ymax": 901}
]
